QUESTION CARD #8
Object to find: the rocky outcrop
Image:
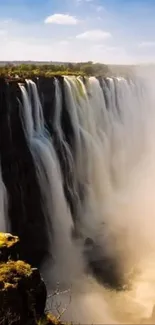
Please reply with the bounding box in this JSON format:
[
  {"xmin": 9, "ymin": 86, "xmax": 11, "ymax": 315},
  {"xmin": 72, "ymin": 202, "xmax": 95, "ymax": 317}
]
[
  {"xmin": 0, "ymin": 233, "xmax": 19, "ymax": 262},
  {"xmin": 0, "ymin": 232, "xmax": 64, "ymax": 325}
]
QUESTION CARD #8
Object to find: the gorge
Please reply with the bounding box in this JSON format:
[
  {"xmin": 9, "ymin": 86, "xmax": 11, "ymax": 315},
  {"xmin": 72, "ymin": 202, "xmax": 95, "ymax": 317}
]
[{"xmin": 1, "ymin": 72, "xmax": 155, "ymax": 324}]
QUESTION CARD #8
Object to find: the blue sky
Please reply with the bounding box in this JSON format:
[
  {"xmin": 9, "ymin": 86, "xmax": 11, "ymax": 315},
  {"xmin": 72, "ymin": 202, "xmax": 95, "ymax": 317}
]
[{"xmin": 0, "ymin": 0, "xmax": 155, "ymax": 64}]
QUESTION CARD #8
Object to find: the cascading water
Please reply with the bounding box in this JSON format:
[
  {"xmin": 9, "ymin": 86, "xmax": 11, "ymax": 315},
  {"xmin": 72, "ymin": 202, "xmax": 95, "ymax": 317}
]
[
  {"xmin": 0, "ymin": 166, "xmax": 8, "ymax": 232},
  {"xmin": 1, "ymin": 72, "xmax": 155, "ymax": 324},
  {"xmin": 19, "ymin": 78, "xmax": 84, "ymax": 286}
]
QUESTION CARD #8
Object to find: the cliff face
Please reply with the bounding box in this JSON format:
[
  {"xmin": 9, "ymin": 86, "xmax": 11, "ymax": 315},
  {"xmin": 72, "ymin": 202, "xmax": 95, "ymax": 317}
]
[
  {"xmin": 0, "ymin": 79, "xmax": 49, "ymax": 267},
  {"xmin": 0, "ymin": 77, "xmax": 78, "ymax": 267},
  {"xmin": 0, "ymin": 233, "xmax": 64, "ymax": 325}
]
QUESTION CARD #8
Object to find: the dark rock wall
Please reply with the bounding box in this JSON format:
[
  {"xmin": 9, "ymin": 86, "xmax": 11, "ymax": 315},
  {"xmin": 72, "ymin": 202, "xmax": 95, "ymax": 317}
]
[{"xmin": 0, "ymin": 79, "xmax": 49, "ymax": 267}]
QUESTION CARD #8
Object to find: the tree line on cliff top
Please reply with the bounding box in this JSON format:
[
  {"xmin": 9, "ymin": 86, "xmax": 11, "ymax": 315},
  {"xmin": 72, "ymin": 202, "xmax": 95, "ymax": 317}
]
[{"xmin": 0, "ymin": 61, "xmax": 110, "ymax": 77}]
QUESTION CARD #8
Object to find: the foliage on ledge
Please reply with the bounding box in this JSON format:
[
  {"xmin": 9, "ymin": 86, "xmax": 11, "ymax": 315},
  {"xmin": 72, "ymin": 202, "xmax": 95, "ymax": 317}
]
[{"xmin": 0, "ymin": 232, "xmax": 66, "ymax": 325}]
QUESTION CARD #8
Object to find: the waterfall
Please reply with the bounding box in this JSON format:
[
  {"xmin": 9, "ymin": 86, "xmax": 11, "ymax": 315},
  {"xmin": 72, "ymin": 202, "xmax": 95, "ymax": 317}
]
[
  {"xmin": 0, "ymin": 165, "xmax": 8, "ymax": 232},
  {"xmin": 19, "ymin": 79, "xmax": 83, "ymax": 286},
  {"xmin": 1, "ymin": 72, "xmax": 155, "ymax": 323}
]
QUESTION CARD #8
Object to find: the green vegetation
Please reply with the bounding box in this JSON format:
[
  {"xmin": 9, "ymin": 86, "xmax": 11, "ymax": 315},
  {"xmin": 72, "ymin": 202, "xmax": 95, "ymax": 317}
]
[
  {"xmin": 0, "ymin": 232, "xmax": 67, "ymax": 325},
  {"xmin": 0, "ymin": 61, "xmax": 110, "ymax": 78},
  {"xmin": 0, "ymin": 260, "xmax": 32, "ymax": 283}
]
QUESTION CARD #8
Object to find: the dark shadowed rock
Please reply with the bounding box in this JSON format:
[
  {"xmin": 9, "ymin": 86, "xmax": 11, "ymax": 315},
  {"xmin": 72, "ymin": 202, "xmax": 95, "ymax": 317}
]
[
  {"xmin": 0, "ymin": 260, "xmax": 47, "ymax": 324},
  {"xmin": 0, "ymin": 233, "xmax": 66, "ymax": 325},
  {"xmin": 84, "ymin": 237, "xmax": 127, "ymax": 290}
]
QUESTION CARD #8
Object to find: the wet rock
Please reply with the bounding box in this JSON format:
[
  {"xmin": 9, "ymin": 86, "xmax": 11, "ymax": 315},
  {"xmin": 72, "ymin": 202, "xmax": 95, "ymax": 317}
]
[{"xmin": 84, "ymin": 237, "xmax": 125, "ymax": 290}]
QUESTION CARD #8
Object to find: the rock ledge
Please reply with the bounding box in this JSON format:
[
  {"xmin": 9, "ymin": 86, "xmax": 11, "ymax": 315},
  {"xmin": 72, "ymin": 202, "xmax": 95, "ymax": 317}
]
[{"xmin": 0, "ymin": 232, "xmax": 65, "ymax": 325}]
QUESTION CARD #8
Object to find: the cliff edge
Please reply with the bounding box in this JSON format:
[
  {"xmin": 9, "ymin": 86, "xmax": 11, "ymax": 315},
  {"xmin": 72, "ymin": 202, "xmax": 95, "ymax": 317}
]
[{"xmin": 0, "ymin": 233, "xmax": 65, "ymax": 325}]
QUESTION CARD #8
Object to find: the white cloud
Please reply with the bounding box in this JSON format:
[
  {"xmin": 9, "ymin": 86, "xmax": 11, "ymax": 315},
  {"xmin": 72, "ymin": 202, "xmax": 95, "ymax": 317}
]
[
  {"xmin": 0, "ymin": 16, "xmax": 155, "ymax": 65},
  {"xmin": 96, "ymin": 6, "xmax": 105, "ymax": 12},
  {"xmin": 0, "ymin": 29, "xmax": 7, "ymax": 35},
  {"xmin": 44, "ymin": 14, "xmax": 79, "ymax": 25},
  {"xmin": 138, "ymin": 41, "xmax": 155, "ymax": 48},
  {"xmin": 76, "ymin": 29, "xmax": 112, "ymax": 41}
]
